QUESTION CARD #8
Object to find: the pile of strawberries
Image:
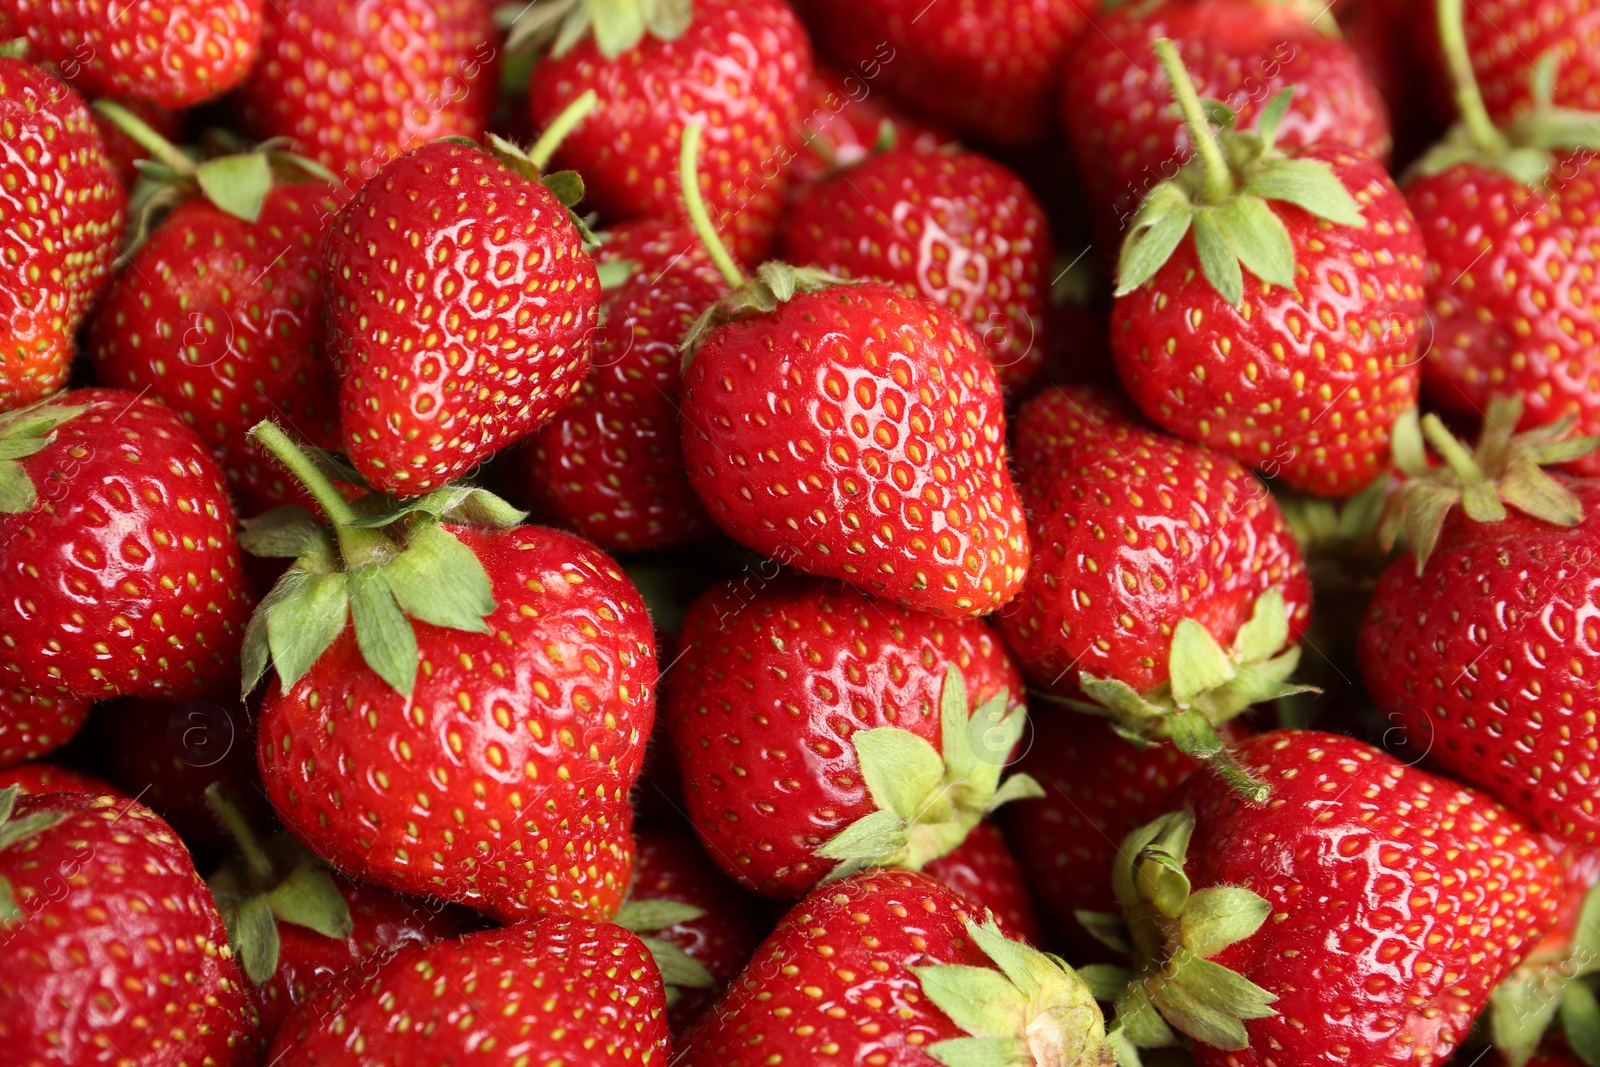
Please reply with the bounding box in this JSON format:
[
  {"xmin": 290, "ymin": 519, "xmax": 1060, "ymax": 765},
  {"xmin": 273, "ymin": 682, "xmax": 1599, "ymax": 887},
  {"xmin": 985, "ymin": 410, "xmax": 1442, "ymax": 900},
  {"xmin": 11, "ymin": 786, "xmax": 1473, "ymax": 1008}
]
[{"xmin": 5, "ymin": 0, "xmax": 1600, "ymax": 1064}]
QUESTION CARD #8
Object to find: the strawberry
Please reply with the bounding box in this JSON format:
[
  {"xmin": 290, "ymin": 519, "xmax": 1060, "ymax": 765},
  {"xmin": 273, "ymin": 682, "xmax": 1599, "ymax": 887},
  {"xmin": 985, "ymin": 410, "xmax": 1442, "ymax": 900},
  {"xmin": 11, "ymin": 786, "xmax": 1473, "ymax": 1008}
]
[
  {"xmin": 1010, "ymin": 382, "xmax": 1139, "ymax": 501},
  {"xmin": 1061, "ymin": 0, "xmax": 1390, "ymax": 258},
  {"xmin": 88, "ymin": 111, "xmax": 345, "ymax": 515},
  {"xmin": 0, "ymin": 0, "xmax": 260, "ymax": 107},
  {"xmin": 789, "ymin": 62, "xmax": 952, "ymax": 188},
  {"xmin": 677, "ymin": 868, "xmax": 1114, "ymax": 1067},
  {"xmin": 267, "ymin": 916, "xmax": 672, "ymax": 1065},
  {"xmin": 244, "ymin": 421, "xmax": 656, "ymax": 923},
  {"xmin": 1109, "ymin": 46, "xmax": 1427, "ymax": 497},
  {"xmin": 781, "ymin": 144, "xmax": 1054, "ymax": 393},
  {"xmin": 0, "ymin": 760, "xmax": 113, "ymax": 794},
  {"xmin": 922, "ymin": 819, "xmax": 1045, "ymax": 945},
  {"xmin": 322, "ymin": 138, "xmax": 601, "ymax": 497},
  {"xmin": 800, "ymin": 0, "xmax": 1090, "ymax": 148},
  {"xmin": 0, "ymin": 787, "xmax": 259, "ymax": 1063},
  {"xmin": 519, "ymin": 0, "xmax": 813, "ymax": 264},
  {"xmin": 236, "ymin": 0, "xmax": 495, "ymax": 182},
  {"xmin": 0, "ymin": 53, "xmax": 125, "ymax": 412},
  {"xmin": 664, "ymin": 573, "xmax": 1037, "ymax": 898},
  {"xmin": 1423, "ymin": 0, "xmax": 1600, "ymax": 126},
  {"xmin": 1091, "ymin": 730, "xmax": 1564, "ymax": 1067},
  {"xmin": 511, "ymin": 218, "xmax": 728, "ymax": 551},
  {"xmin": 0, "ymin": 390, "xmax": 250, "ymax": 701},
  {"xmin": 0, "ymin": 686, "xmax": 88, "ymax": 768},
  {"xmin": 993, "ymin": 418, "xmax": 1311, "ymax": 793}
]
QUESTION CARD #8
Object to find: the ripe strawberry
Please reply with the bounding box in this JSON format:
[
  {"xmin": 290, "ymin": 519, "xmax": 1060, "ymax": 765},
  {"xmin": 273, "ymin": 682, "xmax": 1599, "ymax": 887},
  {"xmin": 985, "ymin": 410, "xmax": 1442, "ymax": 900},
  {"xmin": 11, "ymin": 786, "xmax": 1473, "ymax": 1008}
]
[
  {"xmin": 1110, "ymin": 47, "xmax": 1426, "ymax": 496},
  {"xmin": 0, "ymin": 787, "xmax": 259, "ymax": 1062},
  {"xmin": 1423, "ymin": 0, "xmax": 1600, "ymax": 126},
  {"xmin": 0, "ymin": 686, "xmax": 87, "ymax": 768},
  {"xmin": 511, "ymin": 219, "xmax": 728, "ymax": 551},
  {"xmin": 678, "ymin": 868, "xmax": 1113, "ymax": 1067},
  {"xmin": 664, "ymin": 573, "xmax": 1036, "ymax": 898},
  {"xmin": 245, "ymin": 422, "xmax": 656, "ymax": 923},
  {"xmin": 268, "ymin": 916, "xmax": 671, "ymax": 1065},
  {"xmin": 1061, "ymin": 0, "xmax": 1390, "ymax": 256},
  {"xmin": 0, "ymin": 760, "xmax": 113, "ymax": 794},
  {"xmin": 0, "ymin": 55, "xmax": 125, "ymax": 412},
  {"xmin": 801, "ymin": 0, "xmax": 1090, "ymax": 147},
  {"xmin": 922, "ymin": 819, "xmax": 1045, "ymax": 945},
  {"xmin": 0, "ymin": 0, "xmax": 260, "ymax": 107},
  {"xmin": 789, "ymin": 62, "xmax": 952, "ymax": 188},
  {"xmin": 521, "ymin": 0, "xmax": 812, "ymax": 264},
  {"xmin": 322, "ymin": 139, "xmax": 601, "ymax": 497},
  {"xmin": 1010, "ymin": 382, "xmax": 1139, "ymax": 500},
  {"xmin": 1093, "ymin": 730, "xmax": 1564, "ymax": 1067},
  {"xmin": 0, "ymin": 390, "xmax": 251, "ymax": 701},
  {"xmin": 994, "ymin": 419, "xmax": 1310, "ymax": 792},
  {"xmin": 680, "ymin": 266, "xmax": 1031, "ymax": 616},
  {"xmin": 781, "ymin": 145, "xmax": 1054, "ymax": 392},
  {"xmin": 236, "ymin": 0, "xmax": 495, "ymax": 182}
]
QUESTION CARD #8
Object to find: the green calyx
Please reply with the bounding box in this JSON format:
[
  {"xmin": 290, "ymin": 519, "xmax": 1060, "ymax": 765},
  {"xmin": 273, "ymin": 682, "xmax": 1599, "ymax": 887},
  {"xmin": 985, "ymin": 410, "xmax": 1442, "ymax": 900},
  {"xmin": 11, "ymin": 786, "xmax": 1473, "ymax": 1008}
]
[
  {"xmin": 1490, "ymin": 882, "xmax": 1600, "ymax": 1067},
  {"xmin": 499, "ymin": 0, "xmax": 691, "ymax": 58},
  {"xmin": 1115, "ymin": 39, "xmax": 1364, "ymax": 309},
  {"xmin": 241, "ymin": 420, "xmax": 527, "ymax": 699},
  {"xmin": 0, "ymin": 785, "xmax": 67, "ymax": 923},
  {"xmin": 482, "ymin": 103, "xmax": 598, "ymax": 242},
  {"xmin": 813, "ymin": 667, "xmax": 1043, "ymax": 881},
  {"xmin": 1380, "ymin": 395, "xmax": 1597, "ymax": 572},
  {"xmin": 912, "ymin": 918, "xmax": 1115, "ymax": 1067},
  {"xmin": 0, "ymin": 399, "xmax": 88, "ymax": 514},
  {"xmin": 1062, "ymin": 588, "xmax": 1312, "ymax": 803},
  {"xmin": 1077, "ymin": 811, "xmax": 1277, "ymax": 1065},
  {"xmin": 205, "ymin": 784, "xmax": 355, "ymax": 985},
  {"xmin": 612, "ymin": 897, "xmax": 716, "ymax": 1005}
]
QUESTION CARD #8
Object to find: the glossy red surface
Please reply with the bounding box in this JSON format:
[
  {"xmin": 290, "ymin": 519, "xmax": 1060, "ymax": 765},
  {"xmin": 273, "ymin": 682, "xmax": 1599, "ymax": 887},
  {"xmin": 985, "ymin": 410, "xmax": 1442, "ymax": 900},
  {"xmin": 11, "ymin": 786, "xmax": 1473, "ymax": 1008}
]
[
  {"xmin": 0, "ymin": 687, "xmax": 89, "ymax": 768},
  {"xmin": 922, "ymin": 820, "xmax": 1044, "ymax": 944}
]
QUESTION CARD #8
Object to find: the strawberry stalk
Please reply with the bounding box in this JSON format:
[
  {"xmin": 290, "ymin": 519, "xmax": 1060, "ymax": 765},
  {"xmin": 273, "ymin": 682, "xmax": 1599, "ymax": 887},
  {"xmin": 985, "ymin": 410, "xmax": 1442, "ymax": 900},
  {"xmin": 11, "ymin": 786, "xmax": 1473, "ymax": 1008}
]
[
  {"xmin": 1435, "ymin": 0, "xmax": 1509, "ymax": 156},
  {"xmin": 1153, "ymin": 39, "xmax": 1234, "ymax": 203},
  {"xmin": 527, "ymin": 87, "xmax": 598, "ymax": 170},
  {"xmin": 247, "ymin": 420, "xmax": 385, "ymax": 566},
  {"xmin": 679, "ymin": 123, "xmax": 746, "ymax": 290}
]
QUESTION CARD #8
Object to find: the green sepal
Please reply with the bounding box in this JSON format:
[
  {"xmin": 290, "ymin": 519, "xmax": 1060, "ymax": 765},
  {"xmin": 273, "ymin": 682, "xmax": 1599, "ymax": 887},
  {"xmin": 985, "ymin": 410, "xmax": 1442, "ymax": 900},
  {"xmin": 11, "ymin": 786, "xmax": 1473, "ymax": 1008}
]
[
  {"xmin": 1180, "ymin": 887, "xmax": 1271, "ymax": 958},
  {"xmin": 348, "ymin": 565, "xmax": 419, "ymax": 697},
  {"xmin": 612, "ymin": 896, "xmax": 715, "ymax": 997},
  {"xmin": 1490, "ymin": 881, "xmax": 1600, "ymax": 1066},
  {"xmin": 0, "ymin": 786, "xmax": 67, "ymax": 923},
  {"xmin": 266, "ymin": 571, "xmax": 351, "ymax": 691},
  {"xmin": 613, "ymin": 898, "xmax": 707, "ymax": 931},
  {"xmin": 0, "ymin": 401, "xmax": 87, "ymax": 513},
  {"xmin": 0, "ymin": 878, "xmax": 17, "ymax": 923},
  {"xmin": 638, "ymin": 935, "xmax": 715, "ymax": 992},
  {"xmin": 1078, "ymin": 964, "xmax": 1133, "ymax": 1003},
  {"xmin": 502, "ymin": 0, "xmax": 691, "ymax": 57},
  {"xmin": 268, "ymin": 863, "xmax": 355, "ymax": 940},
  {"xmin": 925, "ymin": 1037, "xmax": 1033, "ymax": 1067},
  {"xmin": 238, "ymin": 506, "xmax": 325, "ymax": 558},
  {"xmin": 1565, "ymin": 982, "xmax": 1600, "ymax": 1067},
  {"xmin": 682, "ymin": 261, "xmax": 848, "ymax": 362},
  {"xmin": 232, "ymin": 894, "xmax": 280, "ymax": 984},
  {"xmin": 595, "ymin": 258, "xmax": 640, "ymax": 291},
  {"xmin": 814, "ymin": 667, "xmax": 1039, "ymax": 880},
  {"xmin": 195, "ymin": 152, "xmax": 274, "ymax": 223},
  {"xmin": 1075, "ymin": 910, "xmax": 1134, "ymax": 956},
  {"xmin": 382, "ymin": 525, "xmax": 495, "ymax": 634},
  {"xmin": 345, "ymin": 484, "xmax": 528, "ymax": 531}
]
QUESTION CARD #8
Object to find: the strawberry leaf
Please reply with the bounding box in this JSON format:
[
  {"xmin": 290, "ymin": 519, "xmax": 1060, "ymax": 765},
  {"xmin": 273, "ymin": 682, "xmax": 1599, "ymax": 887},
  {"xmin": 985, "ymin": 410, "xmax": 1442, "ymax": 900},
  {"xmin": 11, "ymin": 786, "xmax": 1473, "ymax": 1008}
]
[
  {"xmin": 1178, "ymin": 887, "xmax": 1271, "ymax": 958},
  {"xmin": 1078, "ymin": 963, "xmax": 1133, "ymax": 1002},
  {"xmin": 1114, "ymin": 184, "xmax": 1193, "ymax": 296},
  {"xmin": 381, "ymin": 526, "xmax": 495, "ymax": 634},
  {"xmin": 239, "ymin": 506, "xmax": 324, "ymax": 558},
  {"xmin": 1075, "ymin": 910, "xmax": 1133, "ymax": 956},
  {"xmin": 638, "ymin": 934, "xmax": 715, "ymax": 989},
  {"xmin": 1213, "ymin": 196, "xmax": 1295, "ymax": 292},
  {"xmin": 613, "ymin": 898, "xmax": 707, "ymax": 931},
  {"xmin": 915, "ymin": 965, "xmax": 1029, "ymax": 1036},
  {"xmin": 1564, "ymin": 983, "xmax": 1600, "ymax": 1067},
  {"xmin": 266, "ymin": 572, "xmax": 351, "ymax": 692},
  {"xmin": 0, "ymin": 402, "xmax": 86, "ymax": 513},
  {"xmin": 195, "ymin": 152, "xmax": 273, "ymax": 223},
  {"xmin": 348, "ymin": 566, "xmax": 419, "ymax": 696},
  {"xmin": 925, "ymin": 1038, "xmax": 1033, "ymax": 1067},
  {"xmin": 268, "ymin": 863, "xmax": 354, "ymax": 940},
  {"xmin": 1242, "ymin": 157, "xmax": 1364, "ymax": 227},
  {"xmin": 1190, "ymin": 210, "xmax": 1243, "ymax": 308},
  {"xmin": 243, "ymin": 569, "xmax": 308, "ymax": 694},
  {"xmin": 233, "ymin": 894, "xmax": 281, "ymax": 984}
]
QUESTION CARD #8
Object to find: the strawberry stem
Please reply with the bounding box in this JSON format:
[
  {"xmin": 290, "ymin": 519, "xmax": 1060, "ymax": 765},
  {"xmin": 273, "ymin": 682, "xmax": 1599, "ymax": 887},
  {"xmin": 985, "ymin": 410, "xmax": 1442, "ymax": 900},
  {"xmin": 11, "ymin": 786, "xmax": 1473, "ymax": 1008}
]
[
  {"xmin": 1153, "ymin": 38, "xmax": 1235, "ymax": 203},
  {"xmin": 247, "ymin": 420, "xmax": 386, "ymax": 566},
  {"xmin": 679, "ymin": 123, "xmax": 745, "ymax": 289},
  {"xmin": 1437, "ymin": 0, "xmax": 1511, "ymax": 155},
  {"xmin": 204, "ymin": 783, "xmax": 275, "ymax": 886},
  {"xmin": 91, "ymin": 100, "xmax": 196, "ymax": 176},
  {"xmin": 528, "ymin": 88, "xmax": 597, "ymax": 170}
]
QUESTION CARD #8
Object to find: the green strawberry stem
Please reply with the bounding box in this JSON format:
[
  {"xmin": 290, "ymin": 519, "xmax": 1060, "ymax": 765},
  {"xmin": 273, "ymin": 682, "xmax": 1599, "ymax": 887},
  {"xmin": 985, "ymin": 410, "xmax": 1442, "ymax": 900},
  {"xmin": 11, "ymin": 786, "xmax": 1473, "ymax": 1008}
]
[
  {"xmin": 1436, "ymin": 0, "xmax": 1510, "ymax": 157},
  {"xmin": 1153, "ymin": 38, "xmax": 1234, "ymax": 203},
  {"xmin": 679, "ymin": 123, "xmax": 746, "ymax": 290},
  {"xmin": 246, "ymin": 420, "xmax": 385, "ymax": 566},
  {"xmin": 93, "ymin": 100, "xmax": 196, "ymax": 176},
  {"xmin": 528, "ymin": 88, "xmax": 598, "ymax": 170},
  {"xmin": 204, "ymin": 783, "xmax": 275, "ymax": 885}
]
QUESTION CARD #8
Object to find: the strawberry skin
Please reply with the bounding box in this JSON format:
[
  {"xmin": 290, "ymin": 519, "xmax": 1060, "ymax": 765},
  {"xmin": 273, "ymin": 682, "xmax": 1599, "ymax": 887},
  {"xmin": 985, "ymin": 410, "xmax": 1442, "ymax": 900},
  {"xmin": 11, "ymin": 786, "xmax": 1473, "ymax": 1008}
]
[
  {"xmin": 1407, "ymin": 157, "xmax": 1600, "ymax": 475},
  {"xmin": 257, "ymin": 524, "xmax": 657, "ymax": 923},
  {"xmin": 922, "ymin": 820, "xmax": 1045, "ymax": 944},
  {"xmin": 1425, "ymin": 0, "xmax": 1600, "ymax": 125},
  {"xmin": 0, "ymin": 0, "xmax": 260, "ymax": 107},
  {"xmin": 781, "ymin": 146, "xmax": 1054, "ymax": 393},
  {"xmin": 527, "ymin": 0, "xmax": 813, "ymax": 264},
  {"xmin": 680, "ymin": 281, "xmax": 1031, "ymax": 617},
  {"xmin": 90, "ymin": 181, "xmax": 344, "ymax": 515},
  {"xmin": 237, "ymin": 0, "xmax": 495, "ymax": 181},
  {"xmin": 0, "ymin": 389, "xmax": 251, "ymax": 701},
  {"xmin": 268, "ymin": 916, "xmax": 670, "ymax": 1066},
  {"xmin": 1176, "ymin": 730, "xmax": 1563, "ymax": 1067},
  {"xmin": 664, "ymin": 574, "xmax": 1023, "ymax": 897},
  {"xmin": 323, "ymin": 141, "xmax": 600, "ymax": 497},
  {"xmin": 1112, "ymin": 148, "xmax": 1427, "ymax": 496},
  {"xmin": 0, "ymin": 686, "xmax": 87, "ymax": 768},
  {"xmin": 789, "ymin": 63, "xmax": 953, "ymax": 188},
  {"xmin": 513, "ymin": 221, "xmax": 725, "ymax": 551},
  {"xmin": 0, "ymin": 58, "xmax": 125, "ymax": 412},
  {"xmin": 0, "ymin": 760, "xmax": 113, "ymax": 794},
  {"xmin": 1359, "ymin": 479, "xmax": 1600, "ymax": 844},
  {"xmin": 1010, "ymin": 383, "xmax": 1138, "ymax": 501},
  {"xmin": 0, "ymin": 791, "xmax": 259, "ymax": 1063}
]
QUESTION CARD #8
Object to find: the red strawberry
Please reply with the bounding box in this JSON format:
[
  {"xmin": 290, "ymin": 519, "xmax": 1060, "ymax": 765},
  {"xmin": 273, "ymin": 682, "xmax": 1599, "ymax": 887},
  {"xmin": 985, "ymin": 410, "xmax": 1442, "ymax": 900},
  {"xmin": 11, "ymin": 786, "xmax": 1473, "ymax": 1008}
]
[
  {"xmin": 0, "ymin": 390, "xmax": 250, "ymax": 701},
  {"xmin": 0, "ymin": 787, "xmax": 259, "ymax": 1062},
  {"xmin": 618, "ymin": 824, "xmax": 763, "ymax": 1031},
  {"xmin": 678, "ymin": 868, "xmax": 1114, "ymax": 1067},
  {"xmin": 236, "ymin": 0, "xmax": 495, "ymax": 182},
  {"xmin": 1423, "ymin": 0, "xmax": 1600, "ymax": 126},
  {"xmin": 1109, "ymin": 46, "xmax": 1427, "ymax": 496},
  {"xmin": 245, "ymin": 422, "xmax": 656, "ymax": 923},
  {"xmin": 1063, "ymin": 0, "xmax": 1390, "ymax": 258},
  {"xmin": 0, "ymin": 686, "xmax": 88, "ymax": 768},
  {"xmin": 522, "ymin": 0, "xmax": 813, "ymax": 263},
  {"xmin": 922, "ymin": 819, "xmax": 1045, "ymax": 945},
  {"xmin": 0, "ymin": 760, "xmax": 114, "ymax": 794},
  {"xmin": 0, "ymin": 55, "xmax": 125, "ymax": 412},
  {"xmin": 789, "ymin": 62, "xmax": 952, "ymax": 188},
  {"xmin": 781, "ymin": 145, "xmax": 1054, "ymax": 393},
  {"xmin": 680, "ymin": 261, "xmax": 1031, "ymax": 615},
  {"xmin": 511, "ymin": 219, "xmax": 728, "ymax": 551},
  {"xmin": 88, "ymin": 118, "xmax": 344, "ymax": 515},
  {"xmin": 993, "ymin": 419, "xmax": 1310, "ymax": 791},
  {"xmin": 268, "ymin": 916, "xmax": 671, "ymax": 1065},
  {"xmin": 0, "ymin": 0, "xmax": 260, "ymax": 107},
  {"xmin": 322, "ymin": 139, "xmax": 601, "ymax": 497},
  {"xmin": 801, "ymin": 0, "xmax": 1091, "ymax": 148},
  {"xmin": 664, "ymin": 573, "xmax": 1036, "ymax": 898},
  {"xmin": 1094, "ymin": 730, "xmax": 1564, "ymax": 1067},
  {"xmin": 1010, "ymin": 382, "xmax": 1139, "ymax": 500}
]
